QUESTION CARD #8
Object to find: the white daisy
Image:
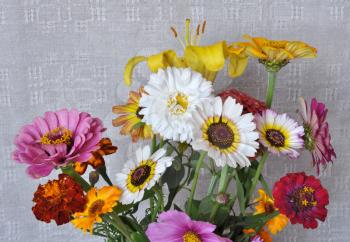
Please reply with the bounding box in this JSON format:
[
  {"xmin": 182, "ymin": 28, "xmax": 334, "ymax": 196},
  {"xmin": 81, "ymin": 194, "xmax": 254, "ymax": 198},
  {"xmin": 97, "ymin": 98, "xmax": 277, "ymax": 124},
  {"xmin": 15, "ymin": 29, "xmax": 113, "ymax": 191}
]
[
  {"xmin": 191, "ymin": 96, "xmax": 259, "ymax": 168},
  {"xmin": 255, "ymin": 109, "xmax": 304, "ymax": 159},
  {"xmin": 139, "ymin": 67, "xmax": 213, "ymax": 143},
  {"xmin": 116, "ymin": 145, "xmax": 173, "ymax": 204}
]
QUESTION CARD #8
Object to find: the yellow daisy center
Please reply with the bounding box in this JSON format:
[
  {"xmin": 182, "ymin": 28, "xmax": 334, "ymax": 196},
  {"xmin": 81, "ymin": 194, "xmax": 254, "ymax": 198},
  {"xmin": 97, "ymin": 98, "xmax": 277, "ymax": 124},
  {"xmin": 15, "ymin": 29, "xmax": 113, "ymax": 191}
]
[
  {"xmin": 167, "ymin": 92, "xmax": 189, "ymax": 115},
  {"xmin": 265, "ymin": 129, "xmax": 285, "ymax": 147},
  {"xmin": 41, "ymin": 127, "xmax": 72, "ymax": 145},
  {"xmin": 183, "ymin": 231, "xmax": 202, "ymax": 242},
  {"xmin": 202, "ymin": 116, "xmax": 240, "ymax": 153},
  {"xmin": 88, "ymin": 199, "xmax": 105, "ymax": 216},
  {"xmin": 127, "ymin": 160, "xmax": 156, "ymax": 192}
]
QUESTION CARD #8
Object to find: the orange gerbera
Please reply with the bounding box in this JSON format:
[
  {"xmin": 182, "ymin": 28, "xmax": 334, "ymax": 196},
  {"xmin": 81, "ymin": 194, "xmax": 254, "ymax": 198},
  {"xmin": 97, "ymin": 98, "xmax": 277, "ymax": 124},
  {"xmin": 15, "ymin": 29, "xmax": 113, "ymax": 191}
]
[
  {"xmin": 71, "ymin": 186, "xmax": 122, "ymax": 234},
  {"xmin": 254, "ymin": 189, "xmax": 288, "ymax": 234},
  {"xmin": 32, "ymin": 174, "xmax": 86, "ymax": 225},
  {"xmin": 74, "ymin": 138, "xmax": 117, "ymax": 175},
  {"xmin": 112, "ymin": 87, "xmax": 153, "ymax": 142}
]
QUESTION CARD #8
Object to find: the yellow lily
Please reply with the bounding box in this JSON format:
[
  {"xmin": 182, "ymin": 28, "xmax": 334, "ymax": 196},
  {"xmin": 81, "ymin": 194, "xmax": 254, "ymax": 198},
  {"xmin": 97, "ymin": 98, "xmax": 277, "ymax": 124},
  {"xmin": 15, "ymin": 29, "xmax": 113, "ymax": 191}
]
[{"xmin": 124, "ymin": 20, "xmax": 228, "ymax": 86}]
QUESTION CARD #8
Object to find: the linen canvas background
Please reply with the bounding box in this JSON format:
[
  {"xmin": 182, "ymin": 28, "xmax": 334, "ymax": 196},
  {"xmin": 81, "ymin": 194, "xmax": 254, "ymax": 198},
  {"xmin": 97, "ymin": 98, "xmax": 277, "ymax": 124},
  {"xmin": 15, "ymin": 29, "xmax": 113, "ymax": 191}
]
[{"xmin": 0, "ymin": 0, "xmax": 348, "ymax": 241}]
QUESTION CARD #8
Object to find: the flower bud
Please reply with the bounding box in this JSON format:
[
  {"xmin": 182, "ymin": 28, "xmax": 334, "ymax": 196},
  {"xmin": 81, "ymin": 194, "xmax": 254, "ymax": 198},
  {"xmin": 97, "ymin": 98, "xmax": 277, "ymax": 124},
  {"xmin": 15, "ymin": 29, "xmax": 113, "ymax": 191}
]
[
  {"xmin": 89, "ymin": 171, "xmax": 99, "ymax": 186},
  {"xmin": 216, "ymin": 193, "xmax": 228, "ymax": 205}
]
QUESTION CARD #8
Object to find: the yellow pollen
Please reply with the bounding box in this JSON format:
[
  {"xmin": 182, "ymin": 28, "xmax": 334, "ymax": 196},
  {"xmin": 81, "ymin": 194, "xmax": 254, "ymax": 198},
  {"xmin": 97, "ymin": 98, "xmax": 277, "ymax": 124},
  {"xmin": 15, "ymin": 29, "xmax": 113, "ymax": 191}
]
[
  {"xmin": 88, "ymin": 199, "xmax": 105, "ymax": 215},
  {"xmin": 167, "ymin": 92, "xmax": 189, "ymax": 115},
  {"xmin": 302, "ymin": 199, "xmax": 308, "ymax": 206},
  {"xmin": 41, "ymin": 127, "xmax": 72, "ymax": 145},
  {"xmin": 183, "ymin": 231, "xmax": 202, "ymax": 242}
]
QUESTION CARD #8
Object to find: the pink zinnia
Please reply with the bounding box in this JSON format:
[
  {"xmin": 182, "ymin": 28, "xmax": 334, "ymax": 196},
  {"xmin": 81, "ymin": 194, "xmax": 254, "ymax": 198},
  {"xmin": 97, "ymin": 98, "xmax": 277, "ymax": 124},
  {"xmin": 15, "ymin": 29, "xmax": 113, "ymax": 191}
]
[
  {"xmin": 298, "ymin": 97, "xmax": 336, "ymax": 174},
  {"xmin": 146, "ymin": 210, "xmax": 232, "ymax": 242},
  {"xmin": 13, "ymin": 109, "xmax": 105, "ymax": 178}
]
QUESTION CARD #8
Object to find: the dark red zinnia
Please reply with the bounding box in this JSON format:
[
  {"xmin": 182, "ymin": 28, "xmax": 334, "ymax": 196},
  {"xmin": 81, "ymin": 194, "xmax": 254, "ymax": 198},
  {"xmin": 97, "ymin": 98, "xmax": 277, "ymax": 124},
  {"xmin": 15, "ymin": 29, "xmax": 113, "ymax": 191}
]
[
  {"xmin": 32, "ymin": 174, "xmax": 86, "ymax": 225},
  {"xmin": 218, "ymin": 88, "xmax": 267, "ymax": 115},
  {"xmin": 273, "ymin": 172, "xmax": 329, "ymax": 229}
]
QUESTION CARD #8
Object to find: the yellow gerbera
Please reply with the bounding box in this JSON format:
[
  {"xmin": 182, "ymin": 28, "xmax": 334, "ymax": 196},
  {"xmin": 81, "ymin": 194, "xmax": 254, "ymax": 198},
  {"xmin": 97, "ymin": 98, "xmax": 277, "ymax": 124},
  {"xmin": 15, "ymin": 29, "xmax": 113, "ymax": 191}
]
[
  {"xmin": 243, "ymin": 34, "xmax": 317, "ymax": 63},
  {"xmin": 124, "ymin": 19, "xmax": 228, "ymax": 86},
  {"xmin": 254, "ymin": 189, "xmax": 288, "ymax": 235},
  {"xmin": 71, "ymin": 186, "xmax": 122, "ymax": 234},
  {"xmin": 112, "ymin": 87, "xmax": 153, "ymax": 142}
]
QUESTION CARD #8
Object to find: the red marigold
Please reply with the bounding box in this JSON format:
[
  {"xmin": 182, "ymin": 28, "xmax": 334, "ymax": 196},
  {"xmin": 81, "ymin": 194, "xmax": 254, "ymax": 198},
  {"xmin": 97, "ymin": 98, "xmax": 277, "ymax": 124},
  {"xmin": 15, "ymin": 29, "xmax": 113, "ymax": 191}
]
[
  {"xmin": 218, "ymin": 88, "xmax": 267, "ymax": 115},
  {"xmin": 32, "ymin": 174, "xmax": 86, "ymax": 225},
  {"xmin": 273, "ymin": 172, "xmax": 329, "ymax": 229}
]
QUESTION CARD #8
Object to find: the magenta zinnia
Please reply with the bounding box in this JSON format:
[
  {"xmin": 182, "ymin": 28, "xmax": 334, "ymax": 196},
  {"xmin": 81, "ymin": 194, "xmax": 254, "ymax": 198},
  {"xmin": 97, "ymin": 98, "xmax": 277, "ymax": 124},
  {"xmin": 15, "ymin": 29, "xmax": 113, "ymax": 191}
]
[
  {"xmin": 146, "ymin": 210, "xmax": 232, "ymax": 242},
  {"xmin": 273, "ymin": 172, "xmax": 329, "ymax": 229},
  {"xmin": 298, "ymin": 97, "xmax": 336, "ymax": 174},
  {"xmin": 13, "ymin": 109, "xmax": 105, "ymax": 178}
]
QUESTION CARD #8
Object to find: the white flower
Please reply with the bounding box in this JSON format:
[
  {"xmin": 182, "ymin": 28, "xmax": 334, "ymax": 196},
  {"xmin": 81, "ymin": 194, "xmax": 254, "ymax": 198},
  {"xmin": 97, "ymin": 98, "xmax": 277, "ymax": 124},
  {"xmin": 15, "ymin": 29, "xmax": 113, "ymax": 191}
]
[
  {"xmin": 255, "ymin": 109, "xmax": 304, "ymax": 159},
  {"xmin": 191, "ymin": 97, "xmax": 259, "ymax": 168},
  {"xmin": 116, "ymin": 145, "xmax": 173, "ymax": 204},
  {"xmin": 139, "ymin": 67, "xmax": 213, "ymax": 143}
]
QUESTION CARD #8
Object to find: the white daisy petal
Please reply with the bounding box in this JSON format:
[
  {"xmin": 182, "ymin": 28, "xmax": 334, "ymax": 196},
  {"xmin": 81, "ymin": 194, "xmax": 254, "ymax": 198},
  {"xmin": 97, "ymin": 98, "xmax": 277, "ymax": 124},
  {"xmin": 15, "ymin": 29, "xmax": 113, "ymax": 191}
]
[
  {"xmin": 140, "ymin": 67, "xmax": 214, "ymax": 143},
  {"xmin": 117, "ymin": 144, "xmax": 173, "ymax": 204}
]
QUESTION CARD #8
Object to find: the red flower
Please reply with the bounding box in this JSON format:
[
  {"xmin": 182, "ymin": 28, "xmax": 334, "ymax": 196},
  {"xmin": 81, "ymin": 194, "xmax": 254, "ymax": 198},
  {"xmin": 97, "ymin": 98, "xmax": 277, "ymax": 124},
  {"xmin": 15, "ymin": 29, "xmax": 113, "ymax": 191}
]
[
  {"xmin": 32, "ymin": 174, "xmax": 86, "ymax": 225},
  {"xmin": 218, "ymin": 88, "xmax": 267, "ymax": 115},
  {"xmin": 273, "ymin": 172, "xmax": 329, "ymax": 229}
]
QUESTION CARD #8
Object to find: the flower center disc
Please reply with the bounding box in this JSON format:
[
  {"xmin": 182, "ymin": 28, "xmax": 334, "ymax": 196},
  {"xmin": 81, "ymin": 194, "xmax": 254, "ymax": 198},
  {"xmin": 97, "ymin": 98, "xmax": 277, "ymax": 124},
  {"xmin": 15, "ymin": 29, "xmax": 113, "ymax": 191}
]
[
  {"xmin": 266, "ymin": 129, "xmax": 285, "ymax": 147},
  {"xmin": 130, "ymin": 165, "xmax": 151, "ymax": 187},
  {"xmin": 207, "ymin": 122, "xmax": 234, "ymax": 149},
  {"xmin": 41, "ymin": 127, "xmax": 72, "ymax": 145},
  {"xmin": 88, "ymin": 199, "xmax": 105, "ymax": 215},
  {"xmin": 167, "ymin": 92, "xmax": 189, "ymax": 115},
  {"xmin": 290, "ymin": 186, "xmax": 317, "ymax": 211},
  {"xmin": 136, "ymin": 107, "xmax": 144, "ymax": 120},
  {"xmin": 183, "ymin": 231, "xmax": 202, "ymax": 242}
]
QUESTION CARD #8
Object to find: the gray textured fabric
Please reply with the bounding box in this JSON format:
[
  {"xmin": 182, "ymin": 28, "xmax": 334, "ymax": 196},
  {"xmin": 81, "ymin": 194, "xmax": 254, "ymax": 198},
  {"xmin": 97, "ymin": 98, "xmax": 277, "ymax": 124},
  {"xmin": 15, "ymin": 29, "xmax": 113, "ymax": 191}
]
[{"xmin": 0, "ymin": 0, "xmax": 348, "ymax": 241}]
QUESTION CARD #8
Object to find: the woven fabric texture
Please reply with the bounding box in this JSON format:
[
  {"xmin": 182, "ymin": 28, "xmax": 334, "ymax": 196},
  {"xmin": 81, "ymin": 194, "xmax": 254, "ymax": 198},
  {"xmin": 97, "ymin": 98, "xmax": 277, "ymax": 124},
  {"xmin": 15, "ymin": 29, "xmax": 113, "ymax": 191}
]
[{"xmin": 0, "ymin": 0, "xmax": 348, "ymax": 241}]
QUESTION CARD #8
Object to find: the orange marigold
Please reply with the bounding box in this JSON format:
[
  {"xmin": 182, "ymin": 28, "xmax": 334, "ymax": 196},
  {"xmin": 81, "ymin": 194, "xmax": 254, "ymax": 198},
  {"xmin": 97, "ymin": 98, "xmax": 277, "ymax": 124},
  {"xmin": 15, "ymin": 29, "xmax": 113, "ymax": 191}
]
[
  {"xmin": 32, "ymin": 174, "xmax": 86, "ymax": 225},
  {"xmin": 74, "ymin": 138, "xmax": 118, "ymax": 175}
]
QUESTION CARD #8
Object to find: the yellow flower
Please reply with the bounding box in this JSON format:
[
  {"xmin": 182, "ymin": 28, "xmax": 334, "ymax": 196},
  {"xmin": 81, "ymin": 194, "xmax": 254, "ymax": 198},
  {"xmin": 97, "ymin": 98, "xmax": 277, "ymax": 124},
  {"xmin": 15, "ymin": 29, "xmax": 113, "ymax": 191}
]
[
  {"xmin": 254, "ymin": 189, "xmax": 288, "ymax": 235},
  {"xmin": 124, "ymin": 19, "xmax": 228, "ymax": 86},
  {"xmin": 112, "ymin": 87, "xmax": 153, "ymax": 142},
  {"xmin": 71, "ymin": 186, "xmax": 122, "ymax": 234},
  {"xmin": 243, "ymin": 34, "xmax": 317, "ymax": 63}
]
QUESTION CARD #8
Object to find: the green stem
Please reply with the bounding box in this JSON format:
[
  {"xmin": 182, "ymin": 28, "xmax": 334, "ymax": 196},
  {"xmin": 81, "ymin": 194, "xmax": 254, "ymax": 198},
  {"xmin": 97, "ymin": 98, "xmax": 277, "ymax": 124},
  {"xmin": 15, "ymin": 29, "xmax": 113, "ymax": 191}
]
[
  {"xmin": 209, "ymin": 203, "xmax": 220, "ymax": 222},
  {"xmin": 265, "ymin": 71, "xmax": 277, "ymax": 108},
  {"xmin": 154, "ymin": 185, "xmax": 164, "ymax": 212},
  {"xmin": 150, "ymin": 196, "xmax": 156, "ymax": 221},
  {"xmin": 187, "ymin": 151, "xmax": 207, "ymax": 215},
  {"xmin": 246, "ymin": 152, "xmax": 269, "ymax": 204},
  {"xmin": 207, "ymin": 174, "xmax": 219, "ymax": 195},
  {"xmin": 61, "ymin": 166, "xmax": 91, "ymax": 192},
  {"xmin": 151, "ymin": 135, "xmax": 157, "ymax": 153},
  {"xmin": 218, "ymin": 165, "xmax": 230, "ymax": 193}
]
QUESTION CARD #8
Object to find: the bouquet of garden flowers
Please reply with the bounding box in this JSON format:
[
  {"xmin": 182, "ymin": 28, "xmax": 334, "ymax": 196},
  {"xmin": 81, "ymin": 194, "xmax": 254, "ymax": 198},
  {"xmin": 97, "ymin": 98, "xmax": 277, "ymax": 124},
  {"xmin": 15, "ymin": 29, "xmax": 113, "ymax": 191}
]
[{"xmin": 13, "ymin": 19, "xmax": 335, "ymax": 242}]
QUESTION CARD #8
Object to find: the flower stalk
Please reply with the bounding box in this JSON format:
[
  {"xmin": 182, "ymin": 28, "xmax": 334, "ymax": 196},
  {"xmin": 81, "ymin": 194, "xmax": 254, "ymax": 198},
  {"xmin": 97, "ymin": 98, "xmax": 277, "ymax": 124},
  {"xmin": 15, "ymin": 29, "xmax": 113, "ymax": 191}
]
[
  {"xmin": 265, "ymin": 71, "xmax": 277, "ymax": 108},
  {"xmin": 187, "ymin": 151, "xmax": 207, "ymax": 215}
]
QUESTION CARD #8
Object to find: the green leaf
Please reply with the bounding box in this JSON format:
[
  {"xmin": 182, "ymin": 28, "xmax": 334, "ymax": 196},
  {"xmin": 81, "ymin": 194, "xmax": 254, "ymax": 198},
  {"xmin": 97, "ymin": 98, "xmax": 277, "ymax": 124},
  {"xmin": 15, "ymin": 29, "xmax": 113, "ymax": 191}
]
[
  {"xmin": 198, "ymin": 195, "xmax": 215, "ymax": 216},
  {"xmin": 130, "ymin": 231, "xmax": 150, "ymax": 242},
  {"xmin": 213, "ymin": 206, "xmax": 230, "ymax": 226},
  {"xmin": 162, "ymin": 159, "xmax": 185, "ymax": 189},
  {"xmin": 185, "ymin": 199, "xmax": 201, "ymax": 219},
  {"xmin": 233, "ymin": 170, "xmax": 246, "ymax": 215}
]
